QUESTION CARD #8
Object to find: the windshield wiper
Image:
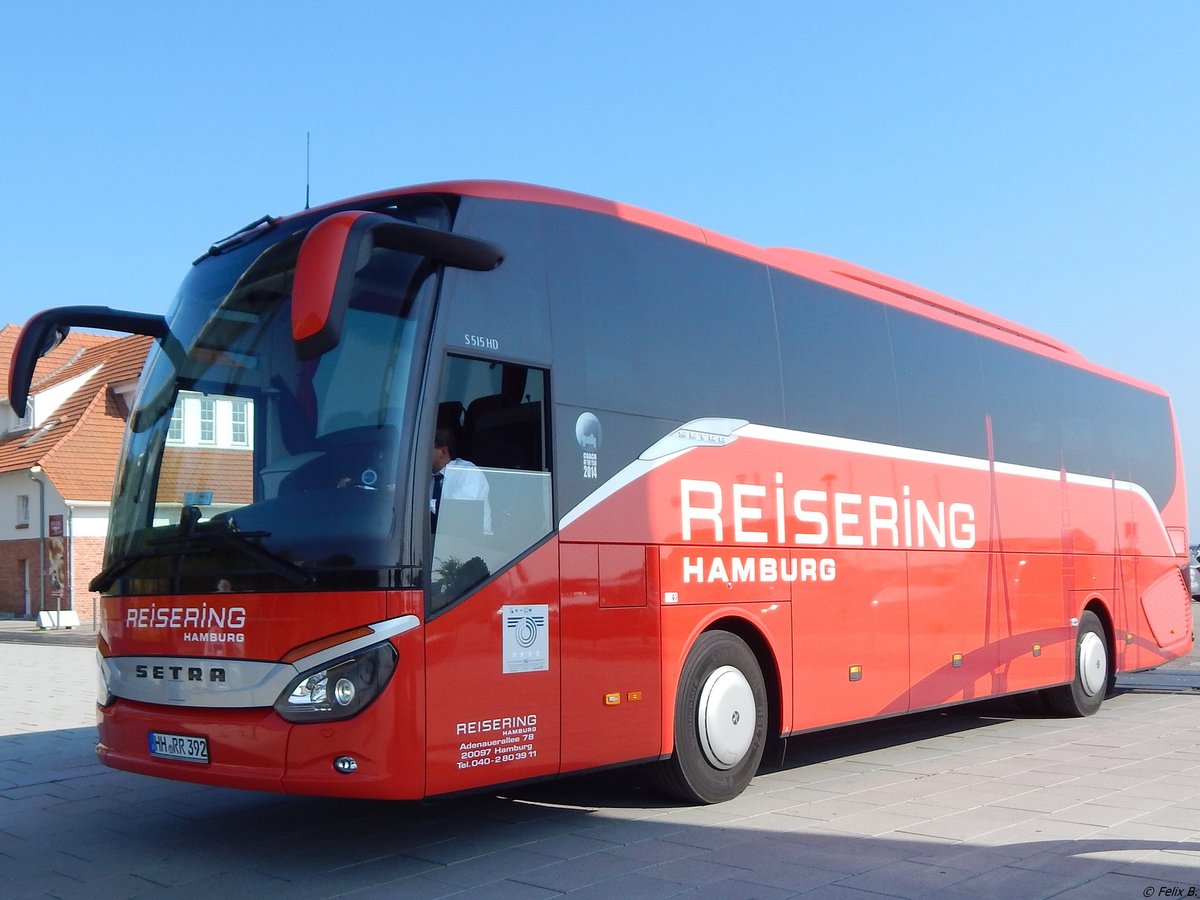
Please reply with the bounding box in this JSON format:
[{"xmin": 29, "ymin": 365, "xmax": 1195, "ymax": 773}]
[
  {"xmin": 90, "ymin": 516, "xmax": 313, "ymax": 593},
  {"xmin": 162, "ymin": 527, "xmax": 313, "ymax": 587},
  {"xmin": 89, "ymin": 550, "xmax": 161, "ymax": 593}
]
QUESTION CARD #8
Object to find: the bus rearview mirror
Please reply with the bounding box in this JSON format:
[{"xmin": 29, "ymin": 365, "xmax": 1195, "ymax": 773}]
[
  {"xmin": 8, "ymin": 306, "xmax": 169, "ymax": 418},
  {"xmin": 292, "ymin": 211, "xmax": 503, "ymax": 360}
]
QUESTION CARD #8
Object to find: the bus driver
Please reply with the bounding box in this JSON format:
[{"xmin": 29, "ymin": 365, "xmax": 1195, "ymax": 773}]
[{"xmin": 430, "ymin": 427, "xmax": 492, "ymax": 534}]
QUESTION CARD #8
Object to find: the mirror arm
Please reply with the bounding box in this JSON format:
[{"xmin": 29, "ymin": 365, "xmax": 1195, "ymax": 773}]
[
  {"xmin": 8, "ymin": 306, "xmax": 169, "ymax": 418},
  {"xmin": 371, "ymin": 219, "xmax": 503, "ymax": 272}
]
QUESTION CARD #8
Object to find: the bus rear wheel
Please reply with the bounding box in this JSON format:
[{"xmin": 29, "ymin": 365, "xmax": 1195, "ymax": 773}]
[
  {"xmin": 1044, "ymin": 610, "xmax": 1110, "ymax": 717},
  {"xmin": 655, "ymin": 630, "xmax": 768, "ymax": 804}
]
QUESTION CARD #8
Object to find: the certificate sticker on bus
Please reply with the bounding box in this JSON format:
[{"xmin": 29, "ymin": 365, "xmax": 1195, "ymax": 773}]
[
  {"xmin": 148, "ymin": 732, "xmax": 209, "ymax": 764},
  {"xmin": 502, "ymin": 605, "xmax": 549, "ymax": 674}
]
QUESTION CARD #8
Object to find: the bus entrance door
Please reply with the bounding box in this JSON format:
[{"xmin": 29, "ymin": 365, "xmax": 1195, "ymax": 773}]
[{"xmin": 423, "ymin": 539, "xmax": 561, "ymax": 796}]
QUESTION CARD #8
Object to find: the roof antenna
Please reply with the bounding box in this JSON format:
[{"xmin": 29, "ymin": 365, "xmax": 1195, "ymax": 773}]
[{"xmin": 305, "ymin": 132, "xmax": 311, "ymax": 210}]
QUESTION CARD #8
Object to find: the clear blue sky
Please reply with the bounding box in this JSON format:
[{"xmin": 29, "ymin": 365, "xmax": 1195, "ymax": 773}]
[{"xmin": 3, "ymin": 3, "xmax": 1198, "ymax": 522}]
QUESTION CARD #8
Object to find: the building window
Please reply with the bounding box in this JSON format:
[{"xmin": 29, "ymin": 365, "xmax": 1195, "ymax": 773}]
[
  {"xmin": 167, "ymin": 401, "xmax": 184, "ymax": 443},
  {"xmin": 199, "ymin": 398, "xmax": 215, "ymax": 444},
  {"xmin": 16, "ymin": 494, "xmax": 30, "ymax": 529},
  {"xmin": 231, "ymin": 399, "xmax": 248, "ymax": 446}
]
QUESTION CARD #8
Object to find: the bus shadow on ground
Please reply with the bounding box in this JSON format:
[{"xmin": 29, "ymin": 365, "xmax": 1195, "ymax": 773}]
[
  {"xmin": 0, "ymin": 724, "xmax": 103, "ymax": 791},
  {"xmin": 0, "ymin": 682, "xmax": 1178, "ymax": 801},
  {"xmin": 0, "ymin": 689, "xmax": 1146, "ymax": 804}
]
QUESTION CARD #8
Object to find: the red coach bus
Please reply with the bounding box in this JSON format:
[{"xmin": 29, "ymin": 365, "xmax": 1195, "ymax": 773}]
[{"xmin": 9, "ymin": 181, "xmax": 1192, "ymax": 803}]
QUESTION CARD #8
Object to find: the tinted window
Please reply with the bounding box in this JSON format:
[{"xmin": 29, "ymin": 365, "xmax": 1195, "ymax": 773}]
[
  {"xmin": 1058, "ymin": 364, "xmax": 1176, "ymax": 506},
  {"xmin": 1059, "ymin": 364, "xmax": 1118, "ymax": 480},
  {"xmin": 770, "ymin": 274, "xmax": 1176, "ymax": 510},
  {"xmin": 429, "ymin": 355, "xmax": 553, "ymax": 612},
  {"xmin": 891, "ymin": 311, "xmax": 987, "ymax": 459},
  {"xmin": 978, "ymin": 338, "xmax": 1175, "ymax": 507},
  {"xmin": 979, "ymin": 340, "xmax": 1066, "ymax": 471},
  {"xmin": 438, "ymin": 200, "xmax": 552, "ymax": 367},
  {"xmin": 772, "ymin": 274, "xmax": 901, "ymax": 445},
  {"xmin": 524, "ymin": 201, "xmax": 1175, "ymax": 512},
  {"xmin": 544, "ymin": 207, "xmax": 783, "ymax": 425}
]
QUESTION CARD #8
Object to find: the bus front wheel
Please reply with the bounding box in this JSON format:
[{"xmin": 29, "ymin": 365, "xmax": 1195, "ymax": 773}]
[
  {"xmin": 1044, "ymin": 610, "xmax": 1110, "ymax": 717},
  {"xmin": 655, "ymin": 630, "xmax": 768, "ymax": 804}
]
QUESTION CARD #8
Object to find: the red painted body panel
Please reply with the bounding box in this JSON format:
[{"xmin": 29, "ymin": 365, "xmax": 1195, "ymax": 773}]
[
  {"xmin": 560, "ymin": 543, "xmax": 662, "ymax": 770},
  {"xmin": 423, "ymin": 540, "xmax": 561, "ymax": 796},
  {"xmin": 291, "ymin": 211, "xmax": 361, "ymax": 344},
  {"xmin": 282, "ymin": 623, "xmax": 424, "ymax": 799},
  {"xmin": 562, "ymin": 422, "xmax": 1190, "ymax": 739},
  {"xmin": 791, "ymin": 548, "xmax": 909, "ymax": 726},
  {"xmin": 97, "ymin": 702, "xmax": 290, "ymax": 793},
  {"xmin": 97, "ymin": 592, "xmax": 428, "ymax": 799},
  {"xmin": 100, "ymin": 591, "xmax": 391, "ymax": 661},
  {"xmin": 1131, "ymin": 562, "xmax": 1192, "ymax": 665},
  {"xmin": 97, "ymin": 657, "xmax": 425, "ymax": 800}
]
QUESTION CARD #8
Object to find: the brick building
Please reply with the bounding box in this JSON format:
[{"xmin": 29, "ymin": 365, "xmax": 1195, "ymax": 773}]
[{"xmin": 0, "ymin": 325, "xmax": 151, "ymax": 625}]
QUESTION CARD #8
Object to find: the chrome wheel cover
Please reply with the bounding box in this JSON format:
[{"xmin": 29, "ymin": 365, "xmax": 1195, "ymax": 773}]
[
  {"xmin": 697, "ymin": 665, "xmax": 756, "ymax": 770},
  {"xmin": 1079, "ymin": 630, "xmax": 1108, "ymax": 697}
]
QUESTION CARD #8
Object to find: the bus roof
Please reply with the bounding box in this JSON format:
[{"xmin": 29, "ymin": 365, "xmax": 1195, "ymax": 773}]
[{"xmin": 300, "ymin": 179, "xmax": 1166, "ymax": 392}]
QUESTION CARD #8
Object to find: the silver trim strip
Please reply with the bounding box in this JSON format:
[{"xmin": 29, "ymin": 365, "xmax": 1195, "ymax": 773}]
[{"xmin": 102, "ymin": 614, "xmax": 420, "ymax": 709}]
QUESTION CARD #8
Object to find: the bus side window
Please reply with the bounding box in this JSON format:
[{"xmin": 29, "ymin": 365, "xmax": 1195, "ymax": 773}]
[{"xmin": 430, "ymin": 356, "xmax": 552, "ymax": 611}]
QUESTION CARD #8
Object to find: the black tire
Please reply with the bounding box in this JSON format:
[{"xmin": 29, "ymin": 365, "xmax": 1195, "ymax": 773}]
[
  {"xmin": 654, "ymin": 630, "xmax": 768, "ymax": 804},
  {"xmin": 1043, "ymin": 610, "xmax": 1110, "ymax": 717}
]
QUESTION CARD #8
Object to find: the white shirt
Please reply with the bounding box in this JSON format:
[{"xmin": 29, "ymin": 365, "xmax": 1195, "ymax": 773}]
[{"xmin": 432, "ymin": 458, "xmax": 492, "ymax": 534}]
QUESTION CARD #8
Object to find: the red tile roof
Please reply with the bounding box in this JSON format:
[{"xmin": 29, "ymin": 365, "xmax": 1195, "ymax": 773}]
[
  {"xmin": 0, "ymin": 330, "xmax": 153, "ymax": 501},
  {"xmin": 159, "ymin": 446, "xmax": 254, "ymax": 506}
]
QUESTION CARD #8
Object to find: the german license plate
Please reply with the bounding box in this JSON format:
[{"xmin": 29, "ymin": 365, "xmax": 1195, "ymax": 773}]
[{"xmin": 148, "ymin": 731, "xmax": 209, "ymax": 764}]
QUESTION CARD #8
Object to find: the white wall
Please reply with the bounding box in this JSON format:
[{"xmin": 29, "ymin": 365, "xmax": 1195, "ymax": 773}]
[
  {"xmin": 0, "ymin": 471, "xmax": 66, "ymax": 541},
  {"xmin": 31, "ymin": 367, "xmax": 102, "ymax": 427}
]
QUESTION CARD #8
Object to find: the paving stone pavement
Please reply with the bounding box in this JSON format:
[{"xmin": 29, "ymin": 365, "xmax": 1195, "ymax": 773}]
[{"xmin": 1, "ymin": 630, "xmax": 1199, "ymax": 898}]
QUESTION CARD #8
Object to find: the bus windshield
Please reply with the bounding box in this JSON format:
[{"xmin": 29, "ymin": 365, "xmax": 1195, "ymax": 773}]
[{"xmin": 100, "ymin": 209, "xmax": 442, "ymax": 596}]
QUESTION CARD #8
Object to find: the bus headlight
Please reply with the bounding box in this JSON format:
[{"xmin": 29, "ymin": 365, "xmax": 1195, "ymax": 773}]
[{"xmin": 275, "ymin": 642, "xmax": 397, "ymax": 723}]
